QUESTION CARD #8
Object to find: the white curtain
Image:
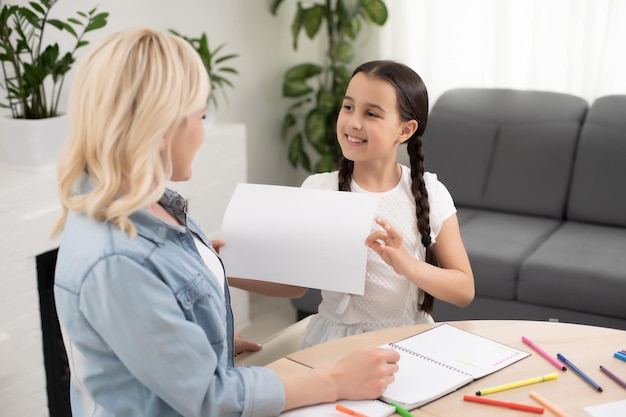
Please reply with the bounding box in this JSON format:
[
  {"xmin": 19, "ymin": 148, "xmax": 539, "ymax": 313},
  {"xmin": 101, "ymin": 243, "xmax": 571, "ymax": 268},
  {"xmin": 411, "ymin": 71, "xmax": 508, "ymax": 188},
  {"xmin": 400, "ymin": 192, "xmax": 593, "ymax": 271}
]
[{"xmin": 379, "ymin": 0, "xmax": 626, "ymax": 106}]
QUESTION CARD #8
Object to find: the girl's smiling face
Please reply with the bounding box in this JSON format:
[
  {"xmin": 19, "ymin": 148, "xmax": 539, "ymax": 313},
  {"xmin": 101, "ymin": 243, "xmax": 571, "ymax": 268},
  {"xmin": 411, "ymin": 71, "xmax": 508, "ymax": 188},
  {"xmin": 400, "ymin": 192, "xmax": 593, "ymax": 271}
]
[{"xmin": 337, "ymin": 72, "xmax": 413, "ymax": 164}]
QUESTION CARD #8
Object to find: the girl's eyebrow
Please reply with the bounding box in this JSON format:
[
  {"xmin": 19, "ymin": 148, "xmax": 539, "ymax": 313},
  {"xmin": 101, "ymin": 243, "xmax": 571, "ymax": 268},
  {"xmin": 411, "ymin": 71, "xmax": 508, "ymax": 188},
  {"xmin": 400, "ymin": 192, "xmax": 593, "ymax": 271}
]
[{"xmin": 343, "ymin": 95, "xmax": 387, "ymax": 113}]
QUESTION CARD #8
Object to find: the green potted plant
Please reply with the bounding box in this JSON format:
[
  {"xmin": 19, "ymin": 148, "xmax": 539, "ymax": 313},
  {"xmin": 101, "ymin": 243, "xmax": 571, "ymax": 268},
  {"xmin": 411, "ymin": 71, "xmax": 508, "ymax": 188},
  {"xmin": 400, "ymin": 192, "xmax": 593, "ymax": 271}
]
[
  {"xmin": 271, "ymin": 0, "xmax": 388, "ymax": 173},
  {"xmin": 0, "ymin": 0, "xmax": 108, "ymax": 167},
  {"xmin": 169, "ymin": 29, "xmax": 239, "ymax": 124}
]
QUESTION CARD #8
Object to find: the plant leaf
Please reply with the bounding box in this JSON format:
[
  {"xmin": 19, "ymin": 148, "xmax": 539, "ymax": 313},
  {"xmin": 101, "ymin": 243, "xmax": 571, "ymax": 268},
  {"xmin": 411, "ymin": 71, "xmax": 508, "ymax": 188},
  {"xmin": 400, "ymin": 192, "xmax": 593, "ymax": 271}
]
[
  {"xmin": 333, "ymin": 41, "xmax": 354, "ymax": 63},
  {"xmin": 215, "ymin": 54, "xmax": 239, "ymax": 65},
  {"xmin": 283, "ymin": 79, "xmax": 313, "ymax": 98},
  {"xmin": 18, "ymin": 8, "xmax": 41, "ymax": 29},
  {"xmin": 287, "ymin": 97, "xmax": 312, "ymax": 111},
  {"xmin": 316, "ymin": 152, "xmax": 337, "ymax": 173},
  {"xmin": 305, "ymin": 108, "xmax": 328, "ymax": 153},
  {"xmin": 301, "ymin": 5, "xmax": 325, "ymax": 39},
  {"xmin": 270, "ymin": 0, "xmax": 286, "ymax": 16},
  {"xmin": 282, "ymin": 113, "xmax": 296, "ymax": 140},
  {"xmin": 48, "ymin": 19, "xmax": 78, "ymax": 37},
  {"xmin": 285, "ymin": 63, "xmax": 322, "ymax": 81},
  {"xmin": 341, "ymin": 16, "xmax": 361, "ymax": 39},
  {"xmin": 288, "ymin": 133, "xmax": 303, "ymax": 167},
  {"xmin": 339, "ymin": 0, "xmax": 359, "ymax": 19},
  {"xmin": 301, "ymin": 149, "xmax": 311, "ymax": 172},
  {"xmin": 28, "ymin": 2, "xmax": 44, "ymax": 14},
  {"xmin": 85, "ymin": 13, "xmax": 109, "ymax": 32},
  {"xmin": 317, "ymin": 89, "xmax": 336, "ymax": 115},
  {"xmin": 332, "ymin": 65, "xmax": 353, "ymax": 87},
  {"xmin": 361, "ymin": 0, "xmax": 388, "ymax": 25},
  {"xmin": 290, "ymin": 4, "xmax": 304, "ymax": 50}
]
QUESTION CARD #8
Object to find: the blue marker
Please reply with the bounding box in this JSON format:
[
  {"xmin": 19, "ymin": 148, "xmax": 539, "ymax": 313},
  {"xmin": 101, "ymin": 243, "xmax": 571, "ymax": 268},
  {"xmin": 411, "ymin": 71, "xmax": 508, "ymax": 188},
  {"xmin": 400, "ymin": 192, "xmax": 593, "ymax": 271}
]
[{"xmin": 557, "ymin": 353, "xmax": 603, "ymax": 392}]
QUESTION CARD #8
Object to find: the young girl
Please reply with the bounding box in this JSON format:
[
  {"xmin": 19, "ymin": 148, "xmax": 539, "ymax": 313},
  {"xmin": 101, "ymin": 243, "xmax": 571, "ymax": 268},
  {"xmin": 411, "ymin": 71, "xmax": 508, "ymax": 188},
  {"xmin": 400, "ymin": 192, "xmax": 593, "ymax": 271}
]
[
  {"xmin": 52, "ymin": 29, "xmax": 400, "ymax": 417},
  {"xmin": 301, "ymin": 60, "xmax": 475, "ymax": 347}
]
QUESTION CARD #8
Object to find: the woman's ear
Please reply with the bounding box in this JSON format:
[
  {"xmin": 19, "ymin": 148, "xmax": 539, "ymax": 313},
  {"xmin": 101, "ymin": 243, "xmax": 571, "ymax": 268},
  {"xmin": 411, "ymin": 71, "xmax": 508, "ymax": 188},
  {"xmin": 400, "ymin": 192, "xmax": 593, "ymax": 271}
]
[{"xmin": 399, "ymin": 120, "xmax": 418, "ymax": 143}]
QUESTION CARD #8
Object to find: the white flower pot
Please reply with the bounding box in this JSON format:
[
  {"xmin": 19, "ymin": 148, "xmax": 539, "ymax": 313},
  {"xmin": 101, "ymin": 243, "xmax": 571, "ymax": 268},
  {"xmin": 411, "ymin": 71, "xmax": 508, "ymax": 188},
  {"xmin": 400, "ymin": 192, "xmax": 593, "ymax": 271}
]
[{"xmin": 0, "ymin": 115, "xmax": 69, "ymax": 170}]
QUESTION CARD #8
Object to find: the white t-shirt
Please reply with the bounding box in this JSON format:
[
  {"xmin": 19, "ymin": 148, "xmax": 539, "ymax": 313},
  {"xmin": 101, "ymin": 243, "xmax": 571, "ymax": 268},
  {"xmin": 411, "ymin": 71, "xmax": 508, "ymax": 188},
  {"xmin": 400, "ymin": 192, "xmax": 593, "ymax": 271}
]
[
  {"xmin": 301, "ymin": 165, "xmax": 456, "ymax": 347},
  {"xmin": 192, "ymin": 235, "xmax": 225, "ymax": 294}
]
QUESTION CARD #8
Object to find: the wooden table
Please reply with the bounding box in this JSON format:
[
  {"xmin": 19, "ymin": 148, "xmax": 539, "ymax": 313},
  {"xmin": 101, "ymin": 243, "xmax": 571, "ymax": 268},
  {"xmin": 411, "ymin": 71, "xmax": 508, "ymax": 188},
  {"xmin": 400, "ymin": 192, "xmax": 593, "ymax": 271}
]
[{"xmin": 269, "ymin": 320, "xmax": 626, "ymax": 417}]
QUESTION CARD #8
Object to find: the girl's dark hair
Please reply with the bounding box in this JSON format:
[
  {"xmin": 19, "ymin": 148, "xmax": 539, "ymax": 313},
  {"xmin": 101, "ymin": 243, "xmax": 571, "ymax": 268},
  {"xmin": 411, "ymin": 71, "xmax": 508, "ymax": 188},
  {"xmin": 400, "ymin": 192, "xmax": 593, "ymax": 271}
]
[{"xmin": 337, "ymin": 60, "xmax": 436, "ymax": 313}]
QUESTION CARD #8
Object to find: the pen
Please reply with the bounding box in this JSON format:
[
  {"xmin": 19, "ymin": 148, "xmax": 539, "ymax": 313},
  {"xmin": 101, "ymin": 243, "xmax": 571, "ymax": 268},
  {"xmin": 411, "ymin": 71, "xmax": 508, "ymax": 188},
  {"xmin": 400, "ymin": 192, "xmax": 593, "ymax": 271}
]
[
  {"xmin": 556, "ymin": 353, "xmax": 603, "ymax": 392},
  {"xmin": 529, "ymin": 391, "xmax": 571, "ymax": 417},
  {"xmin": 522, "ymin": 336, "xmax": 567, "ymax": 371},
  {"xmin": 476, "ymin": 372, "xmax": 558, "ymax": 396},
  {"xmin": 336, "ymin": 404, "xmax": 370, "ymax": 417},
  {"xmin": 388, "ymin": 401, "xmax": 412, "ymax": 417},
  {"xmin": 614, "ymin": 351, "xmax": 626, "ymax": 362},
  {"xmin": 463, "ymin": 395, "xmax": 545, "ymax": 414},
  {"xmin": 599, "ymin": 365, "xmax": 626, "ymax": 389}
]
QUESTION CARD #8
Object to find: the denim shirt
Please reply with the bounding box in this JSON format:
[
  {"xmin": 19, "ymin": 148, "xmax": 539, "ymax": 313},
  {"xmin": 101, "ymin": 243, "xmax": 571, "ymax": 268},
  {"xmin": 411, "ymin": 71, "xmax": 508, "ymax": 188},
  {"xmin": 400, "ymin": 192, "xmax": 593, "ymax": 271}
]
[{"xmin": 54, "ymin": 176, "xmax": 285, "ymax": 417}]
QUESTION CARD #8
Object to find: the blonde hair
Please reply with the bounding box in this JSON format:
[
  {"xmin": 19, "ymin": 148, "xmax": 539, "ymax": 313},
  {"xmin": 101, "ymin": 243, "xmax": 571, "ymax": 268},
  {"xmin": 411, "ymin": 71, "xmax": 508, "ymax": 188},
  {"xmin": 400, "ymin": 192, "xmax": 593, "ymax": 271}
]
[{"xmin": 53, "ymin": 28, "xmax": 209, "ymax": 237}]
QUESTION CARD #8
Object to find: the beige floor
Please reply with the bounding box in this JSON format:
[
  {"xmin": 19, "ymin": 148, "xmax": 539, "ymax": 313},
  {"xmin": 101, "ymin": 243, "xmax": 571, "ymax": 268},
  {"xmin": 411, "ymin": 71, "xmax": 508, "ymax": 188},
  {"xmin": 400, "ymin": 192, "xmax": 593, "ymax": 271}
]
[{"xmin": 237, "ymin": 293, "xmax": 298, "ymax": 343}]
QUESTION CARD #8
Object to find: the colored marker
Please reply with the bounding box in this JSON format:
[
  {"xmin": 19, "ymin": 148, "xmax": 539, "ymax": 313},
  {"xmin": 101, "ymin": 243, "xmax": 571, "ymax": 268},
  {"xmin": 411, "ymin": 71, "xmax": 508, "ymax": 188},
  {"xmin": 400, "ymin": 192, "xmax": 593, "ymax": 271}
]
[
  {"xmin": 556, "ymin": 353, "xmax": 603, "ymax": 392},
  {"xmin": 336, "ymin": 404, "xmax": 370, "ymax": 417},
  {"xmin": 476, "ymin": 373, "xmax": 558, "ymax": 396},
  {"xmin": 599, "ymin": 365, "xmax": 626, "ymax": 389},
  {"xmin": 522, "ymin": 336, "xmax": 567, "ymax": 371},
  {"xmin": 388, "ymin": 401, "xmax": 412, "ymax": 417},
  {"xmin": 463, "ymin": 395, "xmax": 545, "ymax": 414},
  {"xmin": 529, "ymin": 391, "xmax": 572, "ymax": 417},
  {"xmin": 614, "ymin": 351, "xmax": 626, "ymax": 362}
]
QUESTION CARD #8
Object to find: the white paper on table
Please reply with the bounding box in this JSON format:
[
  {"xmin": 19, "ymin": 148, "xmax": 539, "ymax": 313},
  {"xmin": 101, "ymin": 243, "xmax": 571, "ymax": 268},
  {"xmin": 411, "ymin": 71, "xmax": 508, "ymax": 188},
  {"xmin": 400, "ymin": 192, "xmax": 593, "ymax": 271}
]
[
  {"xmin": 218, "ymin": 183, "xmax": 380, "ymax": 294},
  {"xmin": 584, "ymin": 399, "xmax": 626, "ymax": 417}
]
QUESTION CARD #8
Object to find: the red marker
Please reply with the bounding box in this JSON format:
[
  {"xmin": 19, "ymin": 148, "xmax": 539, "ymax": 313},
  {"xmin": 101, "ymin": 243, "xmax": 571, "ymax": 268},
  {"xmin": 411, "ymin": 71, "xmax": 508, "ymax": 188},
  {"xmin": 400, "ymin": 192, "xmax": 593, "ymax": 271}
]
[{"xmin": 464, "ymin": 395, "xmax": 545, "ymax": 414}]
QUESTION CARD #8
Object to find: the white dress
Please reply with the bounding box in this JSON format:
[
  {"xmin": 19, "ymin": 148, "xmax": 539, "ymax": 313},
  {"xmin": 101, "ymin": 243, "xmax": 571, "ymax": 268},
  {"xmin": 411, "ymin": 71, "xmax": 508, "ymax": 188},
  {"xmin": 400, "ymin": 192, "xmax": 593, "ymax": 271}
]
[{"xmin": 301, "ymin": 165, "xmax": 456, "ymax": 347}]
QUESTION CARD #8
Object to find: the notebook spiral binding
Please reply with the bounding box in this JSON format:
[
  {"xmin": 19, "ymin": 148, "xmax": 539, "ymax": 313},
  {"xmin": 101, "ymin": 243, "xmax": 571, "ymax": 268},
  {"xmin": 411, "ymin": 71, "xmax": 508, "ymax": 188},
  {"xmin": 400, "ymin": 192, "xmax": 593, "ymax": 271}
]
[{"xmin": 388, "ymin": 342, "xmax": 473, "ymax": 377}]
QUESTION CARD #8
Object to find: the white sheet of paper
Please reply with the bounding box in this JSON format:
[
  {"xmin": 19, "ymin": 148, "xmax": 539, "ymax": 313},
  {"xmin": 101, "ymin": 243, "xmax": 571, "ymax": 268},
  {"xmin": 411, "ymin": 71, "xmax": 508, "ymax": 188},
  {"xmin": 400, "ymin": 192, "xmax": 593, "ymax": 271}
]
[
  {"xmin": 584, "ymin": 399, "xmax": 626, "ymax": 417},
  {"xmin": 218, "ymin": 183, "xmax": 379, "ymax": 294}
]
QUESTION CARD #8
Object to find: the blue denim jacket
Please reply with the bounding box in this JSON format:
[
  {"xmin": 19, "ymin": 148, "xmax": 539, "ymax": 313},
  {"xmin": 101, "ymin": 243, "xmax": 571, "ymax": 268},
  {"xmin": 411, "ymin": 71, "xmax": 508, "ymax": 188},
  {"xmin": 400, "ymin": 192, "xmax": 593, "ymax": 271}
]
[{"xmin": 54, "ymin": 176, "xmax": 285, "ymax": 417}]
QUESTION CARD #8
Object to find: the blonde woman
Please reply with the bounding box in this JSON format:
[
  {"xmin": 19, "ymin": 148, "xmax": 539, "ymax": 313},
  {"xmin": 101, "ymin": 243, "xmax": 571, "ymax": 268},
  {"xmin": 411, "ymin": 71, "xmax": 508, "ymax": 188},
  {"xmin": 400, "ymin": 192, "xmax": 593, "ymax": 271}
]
[{"xmin": 52, "ymin": 28, "xmax": 399, "ymax": 417}]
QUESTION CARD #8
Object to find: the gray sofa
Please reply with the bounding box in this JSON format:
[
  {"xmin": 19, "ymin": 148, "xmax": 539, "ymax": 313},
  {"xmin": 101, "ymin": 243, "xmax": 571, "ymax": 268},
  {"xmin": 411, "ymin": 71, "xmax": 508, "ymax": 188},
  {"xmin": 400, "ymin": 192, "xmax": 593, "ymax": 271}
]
[{"xmin": 292, "ymin": 88, "xmax": 626, "ymax": 330}]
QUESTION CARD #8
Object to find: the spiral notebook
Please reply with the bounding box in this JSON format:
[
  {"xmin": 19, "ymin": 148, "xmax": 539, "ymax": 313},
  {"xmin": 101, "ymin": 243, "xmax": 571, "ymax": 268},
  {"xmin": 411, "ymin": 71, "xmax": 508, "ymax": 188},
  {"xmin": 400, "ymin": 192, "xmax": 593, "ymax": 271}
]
[
  {"xmin": 379, "ymin": 323, "xmax": 529, "ymax": 409},
  {"xmin": 281, "ymin": 324, "xmax": 529, "ymax": 415}
]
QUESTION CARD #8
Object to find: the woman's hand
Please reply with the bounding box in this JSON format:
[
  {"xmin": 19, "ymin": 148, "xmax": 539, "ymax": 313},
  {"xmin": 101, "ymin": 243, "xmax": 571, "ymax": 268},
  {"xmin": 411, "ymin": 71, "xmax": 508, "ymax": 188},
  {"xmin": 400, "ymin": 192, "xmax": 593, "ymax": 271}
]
[
  {"xmin": 330, "ymin": 347, "xmax": 400, "ymax": 399},
  {"xmin": 279, "ymin": 347, "xmax": 400, "ymax": 411}
]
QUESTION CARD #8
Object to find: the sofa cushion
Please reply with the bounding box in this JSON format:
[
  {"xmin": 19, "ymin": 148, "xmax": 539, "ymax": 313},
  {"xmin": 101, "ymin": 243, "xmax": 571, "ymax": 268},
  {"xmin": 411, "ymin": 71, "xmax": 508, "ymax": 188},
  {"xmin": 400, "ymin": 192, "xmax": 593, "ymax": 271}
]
[
  {"xmin": 459, "ymin": 211, "xmax": 562, "ymax": 300},
  {"xmin": 424, "ymin": 112, "xmax": 497, "ymax": 208},
  {"xmin": 518, "ymin": 221, "xmax": 626, "ymax": 320},
  {"xmin": 424, "ymin": 88, "xmax": 587, "ymax": 218},
  {"xmin": 481, "ymin": 122, "xmax": 580, "ymax": 217},
  {"xmin": 456, "ymin": 207, "xmax": 480, "ymax": 225},
  {"xmin": 567, "ymin": 95, "xmax": 626, "ymax": 227}
]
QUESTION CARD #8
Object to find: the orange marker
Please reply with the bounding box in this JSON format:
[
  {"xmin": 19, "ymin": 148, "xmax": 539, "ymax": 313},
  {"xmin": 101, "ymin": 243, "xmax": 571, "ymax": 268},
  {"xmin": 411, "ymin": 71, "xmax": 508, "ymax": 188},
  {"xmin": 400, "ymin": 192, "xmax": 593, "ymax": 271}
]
[{"xmin": 336, "ymin": 404, "xmax": 370, "ymax": 417}]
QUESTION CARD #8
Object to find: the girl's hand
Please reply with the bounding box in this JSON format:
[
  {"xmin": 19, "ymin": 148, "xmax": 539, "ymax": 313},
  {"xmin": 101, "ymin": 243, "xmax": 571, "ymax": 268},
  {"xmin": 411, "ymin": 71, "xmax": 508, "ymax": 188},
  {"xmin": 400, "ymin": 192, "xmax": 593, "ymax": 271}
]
[
  {"xmin": 211, "ymin": 239, "xmax": 226, "ymax": 254},
  {"xmin": 365, "ymin": 218, "xmax": 413, "ymax": 275},
  {"xmin": 233, "ymin": 332, "xmax": 262, "ymax": 355}
]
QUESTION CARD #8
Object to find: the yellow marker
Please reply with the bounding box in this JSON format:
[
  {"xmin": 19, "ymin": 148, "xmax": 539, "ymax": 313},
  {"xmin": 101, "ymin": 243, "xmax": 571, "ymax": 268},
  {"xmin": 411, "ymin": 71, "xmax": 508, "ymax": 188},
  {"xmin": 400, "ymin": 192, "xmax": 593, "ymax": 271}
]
[{"xmin": 476, "ymin": 373, "xmax": 558, "ymax": 396}]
